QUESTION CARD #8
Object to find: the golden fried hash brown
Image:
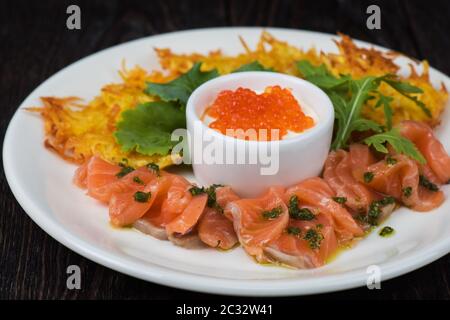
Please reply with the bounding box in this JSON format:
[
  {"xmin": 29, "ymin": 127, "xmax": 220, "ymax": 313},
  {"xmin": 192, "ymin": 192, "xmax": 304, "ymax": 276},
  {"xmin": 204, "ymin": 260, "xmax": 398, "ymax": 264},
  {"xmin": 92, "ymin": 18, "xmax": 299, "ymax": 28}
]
[{"xmin": 32, "ymin": 32, "xmax": 447, "ymax": 167}]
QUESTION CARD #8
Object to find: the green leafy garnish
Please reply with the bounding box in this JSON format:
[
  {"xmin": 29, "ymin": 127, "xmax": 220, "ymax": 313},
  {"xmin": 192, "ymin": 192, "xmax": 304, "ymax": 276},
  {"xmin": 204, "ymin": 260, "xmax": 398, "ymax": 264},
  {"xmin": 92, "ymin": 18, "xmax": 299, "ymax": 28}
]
[
  {"xmin": 286, "ymin": 226, "xmax": 301, "ymax": 236},
  {"xmin": 379, "ymin": 226, "xmax": 395, "ymax": 237},
  {"xmin": 386, "ymin": 155, "xmax": 397, "ymax": 166},
  {"xmin": 288, "ymin": 195, "xmax": 315, "ymax": 220},
  {"xmin": 133, "ymin": 176, "xmax": 145, "ymax": 185},
  {"xmin": 296, "ymin": 61, "xmax": 430, "ymax": 162},
  {"xmin": 145, "ymin": 63, "xmax": 219, "ymax": 106},
  {"xmin": 402, "ymin": 186, "xmax": 413, "ymax": 197},
  {"xmin": 147, "ymin": 163, "xmax": 160, "ymax": 176},
  {"xmin": 303, "ymin": 228, "xmax": 324, "ymax": 249},
  {"xmin": 233, "ymin": 61, "xmax": 273, "ymax": 73},
  {"xmin": 419, "ymin": 175, "xmax": 439, "ymax": 191},
  {"xmin": 262, "ymin": 206, "xmax": 283, "ymax": 220},
  {"xmin": 116, "ymin": 165, "xmax": 134, "ymax": 178},
  {"xmin": 367, "ymin": 196, "xmax": 396, "ymax": 225},
  {"xmin": 364, "ymin": 128, "xmax": 426, "ymax": 164},
  {"xmin": 188, "ymin": 184, "xmax": 224, "ymax": 212},
  {"xmin": 363, "ymin": 171, "xmax": 374, "ymax": 183},
  {"xmin": 114, "ymin": 101, "xmax": 186, "ymax": 156},
  {"xmin": 332, "ymin": 196, "xmax": 347, "ymax": 204},
  {"xmin": 134, "ymin": 191, "xmax": 151, "ymax": 203}
]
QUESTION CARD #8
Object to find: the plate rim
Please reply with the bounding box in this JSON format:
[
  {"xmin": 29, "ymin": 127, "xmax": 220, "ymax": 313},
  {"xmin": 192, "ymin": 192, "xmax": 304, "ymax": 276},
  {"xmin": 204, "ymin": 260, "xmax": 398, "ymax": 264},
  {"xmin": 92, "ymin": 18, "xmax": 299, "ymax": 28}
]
[{"xmin": 3, "ymin": 26, "xmax": 450, "ymax": 297}]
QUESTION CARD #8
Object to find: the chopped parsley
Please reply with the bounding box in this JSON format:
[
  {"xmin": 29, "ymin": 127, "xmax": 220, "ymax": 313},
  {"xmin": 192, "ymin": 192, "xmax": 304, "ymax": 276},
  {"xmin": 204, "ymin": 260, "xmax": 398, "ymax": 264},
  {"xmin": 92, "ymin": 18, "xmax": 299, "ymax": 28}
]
[
  {"xmin": 368, "ymin": 196, "xmax": 396, "ymax": 226},
  {"xmin": 262, "ymin": 206, "xmax": 283, "ymax": 220},
  {"xmin": 303, "ymin": 228, "xmax": 324, "ymax": 250},
  {"xmin": 363, "ymin": 171, "xmax": 374, "ymax": 183},
  {"xmin": 402, "ymin": 186, "xmax": 413, "ymax": 198},
  {"xmin": 134, "ymin": 191, "xmax": 151, "ymax": 203},
  {"xmin": 133, "ymin": 176, "xmax": 145, "ymax": 185},
  {"xmin": 147, "ymin": 163, "xmax": 160, "ymax": 176},
  {"xmin": 332, "ymin": 196, "xmax": 347, "ymax": 204},
  {"xmin": 188, "ymin": 184, "xmax": 224, "ymax": 212},
  {"xmin": 379, "ymin": 226, "xmax": 395, "ymax": 237},
  {"xmin": 386, "ymin": 155, "xmax": 397, "ymax": 166},
  {"xmin": 286, "ymin": 226, "xmax": 301, "ymax": 236},
  {"xmin": 116, "ymin": 165, "xmax": 134, "ymax": 178},
  {"xmin": 288, "ymin": 195, "xmax": 315, "ymax": 220},
  {"xmin": 419, "ymin": 175, "xmax": 439, "ymax": 192}
]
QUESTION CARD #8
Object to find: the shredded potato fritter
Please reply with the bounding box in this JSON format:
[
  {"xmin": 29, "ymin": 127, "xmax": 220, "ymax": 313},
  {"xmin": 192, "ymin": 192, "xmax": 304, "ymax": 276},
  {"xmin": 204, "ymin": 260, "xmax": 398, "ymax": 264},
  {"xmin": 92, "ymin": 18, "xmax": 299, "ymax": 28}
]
[{"xmin": 32, "ymin": 32, "xmax": 447, "ymax": 167}]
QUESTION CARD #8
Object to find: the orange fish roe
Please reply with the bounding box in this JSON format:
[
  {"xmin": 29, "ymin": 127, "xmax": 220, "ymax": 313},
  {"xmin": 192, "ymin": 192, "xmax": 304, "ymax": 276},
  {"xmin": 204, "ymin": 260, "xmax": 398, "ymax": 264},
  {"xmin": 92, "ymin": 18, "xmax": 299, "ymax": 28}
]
[{"xmin": 204, "ymin": 85, "xmax": 314, "ymax": 141}]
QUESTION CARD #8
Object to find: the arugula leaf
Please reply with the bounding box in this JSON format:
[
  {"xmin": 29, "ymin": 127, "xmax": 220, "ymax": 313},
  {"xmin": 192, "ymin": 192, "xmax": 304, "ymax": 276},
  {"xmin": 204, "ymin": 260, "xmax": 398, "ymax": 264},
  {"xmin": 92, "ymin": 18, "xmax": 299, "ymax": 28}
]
[
  {"xmin": 233, "ymin": 61, "xmax": 273, "ymax": 72},
  {"xmin": 114, "ymin": 101, "xmax": 186, "ymax": 156},
  {"xmin": 145, "ymin": 63, "xmax": 219, "ymax": 106},
  {"xmin": 363, "ymin": 128, "xmax": 426, "ymax": 164},
  {"xmin": 375, "ymin": 93, "xmax": 394, "ymax": 130},
  {"xmin": 297, "ymin": 60, "xmax": 349, "ymax": 90},
  {"xmin": 380, "ymin": 75, "xmax": 431, "ymax": 118}
]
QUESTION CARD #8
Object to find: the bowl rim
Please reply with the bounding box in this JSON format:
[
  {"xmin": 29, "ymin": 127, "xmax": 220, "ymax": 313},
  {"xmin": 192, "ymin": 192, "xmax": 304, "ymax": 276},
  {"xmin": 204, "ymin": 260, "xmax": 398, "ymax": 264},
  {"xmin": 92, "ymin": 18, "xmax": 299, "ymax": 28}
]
[{"xmin": 186, "ymin": 71, "xmax": 335, "ymax": 147}]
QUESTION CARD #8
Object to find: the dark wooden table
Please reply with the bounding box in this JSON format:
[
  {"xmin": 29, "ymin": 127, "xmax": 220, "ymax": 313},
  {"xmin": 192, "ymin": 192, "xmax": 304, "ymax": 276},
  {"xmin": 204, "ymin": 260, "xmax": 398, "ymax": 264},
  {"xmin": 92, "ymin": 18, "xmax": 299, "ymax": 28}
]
[{"xmin": 1, "ymin": 0, "xmax": 449, "ymax": 300}]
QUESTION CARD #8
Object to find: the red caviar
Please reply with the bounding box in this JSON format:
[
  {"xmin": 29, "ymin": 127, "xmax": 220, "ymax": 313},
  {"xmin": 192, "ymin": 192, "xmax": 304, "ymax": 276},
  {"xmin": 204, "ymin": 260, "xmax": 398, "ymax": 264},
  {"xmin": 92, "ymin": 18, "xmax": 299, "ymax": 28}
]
[{"xmin": 204, "ymin": 86, "xmax": 314, "ymax": 141}]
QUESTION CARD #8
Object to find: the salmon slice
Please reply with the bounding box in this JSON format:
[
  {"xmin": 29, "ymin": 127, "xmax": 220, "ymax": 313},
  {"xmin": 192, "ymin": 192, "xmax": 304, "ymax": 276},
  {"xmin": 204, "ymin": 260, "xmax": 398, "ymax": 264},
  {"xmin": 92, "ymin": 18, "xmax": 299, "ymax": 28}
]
[
  {"xmin": 399, "ymin": 120, "xmax": 450, "ymax": 184},
  {"xmin": 357, "ymin": 154, "xmax": 444, "ymax": 212},
  {"xmin": 225, "ymin": 186, "xmax": 289, "ymax": 262},
  {"xmin": 81, "ymin": 156, "xmax": 158, "ymax": 203},
  {"xmin": 286, "ymin": 178, "xmax": 364, "ymax": 243},
  {"xmin": 73, "ymin": 161, "xmax": 88, "ymax": 188},
  {"xmin": 198, "ymin": 186, "xmax": 240, "ymax": 250},
  {"xmin": 323, "ymin": 145, "xmax": 378, "ymax": 214},
  {"xmin": 198, "ymin": 209, "xmax": 238, "ymax": 249},
  {"xmin": 265, "ymin": 213, "xmax": 338, "ymax": 268},
  {"xmin": 85, "ymin": 156, "xmax": 121, "ymax": 203},
  {"xmin": 109, "ymin": 178, "xmax": 160, "ymax": 227},
  {"xmin": 144, "ymin": 175, "xmax": 193, "ymax": 228},
  {"xmin": 165, "ymin": 193, "xmax": 208, "ymax": 235}
]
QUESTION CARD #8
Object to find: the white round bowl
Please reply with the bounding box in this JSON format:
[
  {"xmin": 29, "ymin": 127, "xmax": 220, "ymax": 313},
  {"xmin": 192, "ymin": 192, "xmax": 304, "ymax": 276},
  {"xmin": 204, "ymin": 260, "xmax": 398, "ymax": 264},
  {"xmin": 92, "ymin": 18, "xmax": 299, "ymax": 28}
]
[{"xmin": 186, "ymin": 71, "xmax": 334, "ymax": 197}]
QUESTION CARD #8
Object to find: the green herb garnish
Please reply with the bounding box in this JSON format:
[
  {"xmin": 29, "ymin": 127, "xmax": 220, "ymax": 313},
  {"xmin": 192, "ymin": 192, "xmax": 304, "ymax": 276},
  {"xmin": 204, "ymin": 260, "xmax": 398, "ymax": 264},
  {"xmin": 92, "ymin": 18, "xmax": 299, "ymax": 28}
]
[
  {"xmin": 288, "ymin": 195, "xmax": 315, "ymax": 220},
  {"xmin": 402, "ymin": 186, "xmax": 413, "ymax": 198},
  {"xmin": 114, "ymin": 101, "xmax": 186, "ymax": 156},
  {"xmin": 116, "ymin": 165, "xmax": 134, "ymax": 178},
  {"xmin": 332, "ymin": 196, "xmax": 347, "ymax": 204},
  {"xmin": 303, "ymin": 228, "xmax": 324, "ymax": 249},
  {"xmin": 286, "ymin": 226, "xmax": 301, "ymax": 236},
  {"xmin": 145, "ymin": 63, "xmax": 219, "ymax": 106},
  {"xmin": 189, "ymin": 184, "xmax": 224, "ymax": 212},
  {"xmin": 367, "ymin": 196, "xmax": 396, "ymax": 226},
  {"xmin": 419, "ymin": 175, "xmax": 439, "ymax": 192},
  {"xmin": 262, "ymin": 206, "xmax": 283, "ymax": 220},
  {"xmin": 386, "ymin": 155, "xmax": 397, "ymax": 166},
  {"xmin": 232, "ymin": 61, "xmax": 273, "ymax": 73},
  {"xmin": 296, "ymin": 60, "xmax": 429, "ymax": 163},
  {"xmin": 364, "ymin": 171, "xmax": 374, "ymax": 183},
  {"xmin": 134, "ymin": 191, "xmax": 151, "ymax": 203},
  {"xmin": 379, "ymin": 226, "xmax": 395, "ymax": 237},
  {"xmin": 133, "ymin": 176, "xmax": 145, "ymax": 185},
  {"xmin": 147, "ymin": 163, "xmax": 160, "ymax": 176}
]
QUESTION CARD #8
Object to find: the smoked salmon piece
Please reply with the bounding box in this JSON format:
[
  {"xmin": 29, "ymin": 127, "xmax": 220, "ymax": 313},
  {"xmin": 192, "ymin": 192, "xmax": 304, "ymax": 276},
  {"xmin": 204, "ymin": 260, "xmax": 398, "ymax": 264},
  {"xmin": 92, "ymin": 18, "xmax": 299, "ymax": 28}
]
[
  {"xmin": 109, "ymin": 179, "xmax": 160, "ymax": 227},
  {"xmin": 286, "ymin": 178, "xmax": 364, "ymax": 242},
  {"xmin": 357, "ymin": 154, "xmax": 444, "ymax": 212},
  {"xmin": 399, "ymin": 120, "xmax": 450, "ymax": 184},
  {"xmin": 198, "ymin": 186, "xmax": 240, "ymax": 250},
  {"xmin": 73, "ymin": 161, "xmax": 88, "ymax": 188},
  {"xmin": 225, "ymin": 186, "xmax": 289, "ymax": 262},
  {"xmin": 324, "ymin": 144, "xmax": 379, "ymax": 214},
  {"xmin": 165, "ymin": 193, "xmax": 208, "ymax": 235},
  {"xmin": 265, "ymin": 213, "xmax": 338, "ymax": 268}
]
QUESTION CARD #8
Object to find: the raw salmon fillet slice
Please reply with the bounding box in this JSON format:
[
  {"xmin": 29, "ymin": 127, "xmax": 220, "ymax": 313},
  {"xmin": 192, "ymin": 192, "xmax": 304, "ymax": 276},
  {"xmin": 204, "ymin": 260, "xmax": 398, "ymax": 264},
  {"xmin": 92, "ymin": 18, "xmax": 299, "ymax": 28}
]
[
  {"xmin": 198, "ymin": 186, "xmax": 240, "ymax": 250},
  {"xmin": 324, "ymin": 144, "xmax": 379, "ymax": 214},
  {"xmin": 286, "ymin": 178, "xmax": 364, "ymax": 243},
  {"xmin": 226, "ymin": 186, "xmax": 289, "ymax": 262},
  {"xmin": 265, "ymin": 213, "xmax": 338, "ymax": 268},
  {"xmin": 399, "ymin": 120, "xmax": 450, "ymax": 184}
]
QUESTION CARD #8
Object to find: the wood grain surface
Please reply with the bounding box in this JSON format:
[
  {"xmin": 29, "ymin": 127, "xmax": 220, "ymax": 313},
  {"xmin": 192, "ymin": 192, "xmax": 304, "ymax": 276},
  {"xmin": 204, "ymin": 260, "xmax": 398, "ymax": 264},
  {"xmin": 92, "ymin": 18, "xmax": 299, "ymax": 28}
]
[{"xmin": 1, "ymin": 0, "xmax": 449, "ymax": 300}]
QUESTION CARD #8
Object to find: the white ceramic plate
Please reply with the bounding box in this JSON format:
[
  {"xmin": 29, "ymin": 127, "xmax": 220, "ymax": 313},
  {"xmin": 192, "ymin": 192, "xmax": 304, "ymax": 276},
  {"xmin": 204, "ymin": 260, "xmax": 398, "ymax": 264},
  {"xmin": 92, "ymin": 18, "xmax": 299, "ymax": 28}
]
[{"xmin": 3, "ymin": 27, "xmax": 450, "ymax": 297}]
